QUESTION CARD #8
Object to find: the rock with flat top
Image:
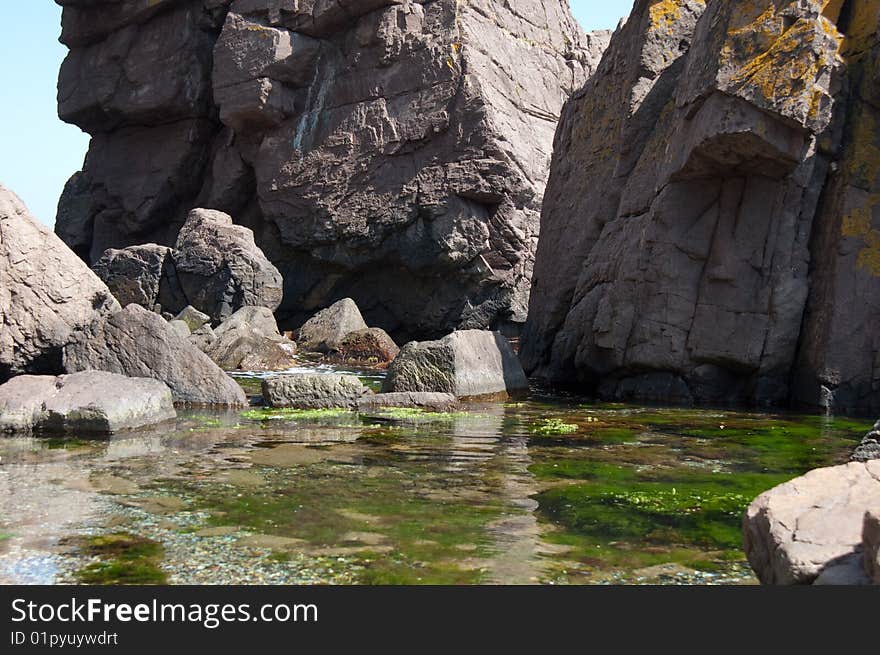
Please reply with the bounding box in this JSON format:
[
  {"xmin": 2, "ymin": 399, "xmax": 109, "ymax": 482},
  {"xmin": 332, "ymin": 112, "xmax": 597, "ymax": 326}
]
[
  {"xmin": 383, "ymin": 330, "xmax": 528, "ymax": 398},
  {"xmin": 357, "ymin": 392, "xmax": 458, "ymax": 413},
  {"xmin": 262, "ymin": 374, "xmax": 370, "ymax": 409},
  {"xmin": 0, "ymin": 371, "xmax": 176, "ymax": 434}
]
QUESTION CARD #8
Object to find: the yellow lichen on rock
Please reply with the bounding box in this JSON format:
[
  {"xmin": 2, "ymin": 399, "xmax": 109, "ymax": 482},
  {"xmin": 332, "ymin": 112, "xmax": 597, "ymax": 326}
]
[{"xmin": 649, "ymin": 0, "xmax": 705, "ymax": 32}]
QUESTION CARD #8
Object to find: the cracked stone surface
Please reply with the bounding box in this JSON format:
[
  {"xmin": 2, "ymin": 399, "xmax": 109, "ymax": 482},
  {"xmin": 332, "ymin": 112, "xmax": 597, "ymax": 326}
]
[
  {"xmin": 55, "ymin": 0, "xmax": 609, "ymax": 341},
  {"xmin": 520, "ymin": 0, "xmax": 880, "ymax": 412},
  {"xmin": 743, "ymin": 460, "xmax": 880, "ymax": 585}
]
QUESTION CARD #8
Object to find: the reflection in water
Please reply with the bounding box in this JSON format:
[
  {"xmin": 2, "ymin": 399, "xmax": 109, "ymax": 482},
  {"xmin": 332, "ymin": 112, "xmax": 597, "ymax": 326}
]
[{"xmin": 0, "ymin": 390, "xmax": 869, "ymax": 585}]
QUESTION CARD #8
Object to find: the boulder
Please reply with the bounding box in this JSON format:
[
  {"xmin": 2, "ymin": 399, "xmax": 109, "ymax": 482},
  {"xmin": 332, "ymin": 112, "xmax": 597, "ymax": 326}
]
[
  {"xmin": 171, "ymin": 208, "xmax": 284, "ymax": 324},
  {"xmin": 297, "ymin": 298, "xmax": 368, "ymax": 353},
  {"xmin": 188, "ymin": 324, "xmax": 218, "ymax": 351},
  {"xmin": 262, "ymin": 374, "xmax": 370, "ymax": 409},
  {"xmin": 63, "ymin": 304, "xmax": 247, "ymax": 407},
  {"xmin": 167, "ymin": 320, "xmax": 192, "ymax": 339},
  {"xmin": 864, "ymin": 511, "xmax": 880, "ymax": 584},
  {"xmin": 92, "ymin": 244, "xmax": 182, "ymax": 311},
  {"xmin": 0, "ymin": 184, "xmax": 119, "ymax": 381},
  {"xmin": 743, "ymin": 461, "xmax": 880, "ymax": 585},
  {"xmin": 852, "ymin": 420, "xmax": 880, "ymax": 462},
  {"xmin": 173, "ymin": 305, "xmax": 211, "ymax": 332},
  {"xmin": 382, "ymin": 330, "xmax": 528, "ymax": 399},
  {"xmin": 357, "ymin": 392, "xmax": 458, "ymax": 414},
  {"xmin": 203, "ymin": 305, "xmax": 297, "ymax": 371},
  {"xmin": 332, "ymin": 328, "xmax": 400, "ymax": 366},
  {"xmin": 0, "ymin": 371, "xmax": 176, "ymax": 434},
  {"xmin": 520, "ymin": 0, "xmax": 880, "ymax": 412},
  {"xmin": 55, "ymin": 0, "xmax": 608, "ymax": 340}
]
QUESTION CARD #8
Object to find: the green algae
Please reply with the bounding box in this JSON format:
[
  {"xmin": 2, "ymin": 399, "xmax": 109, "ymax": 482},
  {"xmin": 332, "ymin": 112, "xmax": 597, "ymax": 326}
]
[
  {"xmin": 241, "ymin": 408, "xmax": 355, "ymax": 422},
  {"xmin": 529, "ymin": 418, "xmax": 580, "ymax": 435},
  {"xmin": 73, "ymin": 533, "xmax": 167, "ymax": 585}
]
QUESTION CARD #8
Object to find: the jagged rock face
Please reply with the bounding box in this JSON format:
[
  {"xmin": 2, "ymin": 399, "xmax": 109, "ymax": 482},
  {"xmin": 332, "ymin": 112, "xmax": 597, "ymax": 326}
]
[
  {"xmin": 0, "ymin": 184, "xmax": 120, "ymax": 382},
  {"xmin": 56, "ymin": 0, "xmax": 608, "ymax": 341},
  {"xmin": 522, "ymin": 0, "xmax": 880, "ymax": 412}
]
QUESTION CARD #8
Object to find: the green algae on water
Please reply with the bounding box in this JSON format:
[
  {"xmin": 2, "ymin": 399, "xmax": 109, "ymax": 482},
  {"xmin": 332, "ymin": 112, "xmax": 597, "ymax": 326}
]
[{"xmin": 529, "ymin": 418, "xmax": 579, "ymax": 435}]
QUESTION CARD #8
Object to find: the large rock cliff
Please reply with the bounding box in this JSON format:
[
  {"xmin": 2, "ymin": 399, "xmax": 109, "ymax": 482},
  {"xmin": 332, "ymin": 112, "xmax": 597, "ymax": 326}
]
[
  {"xmin": 522, "ymin": 0, "xmax": 880, "ymax": 413},
  {"xmin": 55, "ymin": 0, "xmax": 608, "ymax": 341}
]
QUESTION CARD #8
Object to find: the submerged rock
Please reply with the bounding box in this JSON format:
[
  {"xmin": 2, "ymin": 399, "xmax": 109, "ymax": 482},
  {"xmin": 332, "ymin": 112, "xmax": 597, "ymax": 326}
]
[
  {"xmin": 55, "ymin": 0, "xmax": 608, "ymax": 339},
  {"xmin": 357, "ymin": 392, "xmax": 458, "ymax": 413},
  {"xmin": 0, "ymin": 184, "xmax": 119, "ymax": 381},
  {"xmin": 297, "ymin": 298, "xmax": 368, "ymax": 353},
  {"xmin": 0, "ymin": 371, "xmax": 176, "ymax": 434},
  {"xmin": 521, "ymin": 0, "xmax": 880, "ymax": 412},
  {"xmin": 63, "ymin": 304, "xmax": 247, "ymax": 407},
  {"xmin": 262, "ymin": 374, "xmax": 370, "ymax": 409},
  {"xmin": 743, "ymin": 461, "xmax": 880, "ymax": 585},
  {"xmin": 383, "ymin": 330, "xmax": 528, "ymax": 399}
]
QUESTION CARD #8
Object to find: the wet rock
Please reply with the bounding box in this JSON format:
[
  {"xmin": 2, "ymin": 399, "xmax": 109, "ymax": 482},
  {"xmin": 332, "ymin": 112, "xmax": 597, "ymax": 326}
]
[
  {"xmin": 521, "ymin": 1, "xmax": 880, "ymax": 412},
  {"xmin": 332, "ymin": 328, "xmax": 400, "ymax": 366},
  {"xmin": 852, "ymin": 420, "xmax": 880, "ymax": 462},
  {"xmin": 262, "ymin": 374, "xmax": 370, "ymax": 409},
  {"xmin": 55, "ymin": 0, "xmax": 608, "ymax": 340},
  {"xmin": 864, "ymin": 511, "xmax": 880, "ymax": 584},
  {"xmin": 173, "ymin": 305, "xmax": 211, "ymax": 332},
  {"xmin": 92, "ymin": 244, "xmax": 182, "ymax": 311},
  {"xmin": 0, "ymin": 371, "xmax": 176, "ymax": 434},
  {"xmin": 0, "ymin": 184, "xmax": 119, "ymax": 381},
  {"xmin": 63, "ymin": 304, "xmax": 247, "ymax": 407},
  {"xmin": 743, "ymin": 461, "xmax": 880, "ymax": 585},
  {"xmin": 383, "ymin": 330, "xmax": 528, "ymax": 399},
  {"xmin": 297, "ymin": 298, "xmax": 367, "ymax": 353},
  {"xmin": 357, "ymin": 392, "xmax": 458, "ymax": 413},
  {"xmin": 172, "ymin": 208, "xmax": 283, "ymax": 324}
]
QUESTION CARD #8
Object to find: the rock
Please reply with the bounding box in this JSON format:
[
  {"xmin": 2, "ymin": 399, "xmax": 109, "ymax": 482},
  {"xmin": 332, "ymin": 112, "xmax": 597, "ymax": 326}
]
[
  {"xmin": 357, "ymin": 392, "xmax": 458, "ymax": 413},
  {"xmin": 864, "ymin": 511, "xmax": 880, "ymax": 584},
  {"xmin": 55, "ymin": 0, "xmax": 608, "ymax": 340},
  {"xmin": 0, "ymin": 371, "xmax": 176, "ymax": 434},
  {"xmin": 0, "ymin": 184, "xmax": 119, "ymax": 381},
  {"xmin": 203, "ymin": 305, "xmax": 297, "ymax": 370},
  {"xmin": 63, "ymin": 304, "xmax": 247, "ymax": 407},
  {"xmin": 852, "ymin": 420, "xmax": 880, "ymax": 462},
  {"xmin": 205, "ymin": 331, "xmax": 297, "ymax": 371},
  {"xmin": 171, "ymin": 208, "xmax": 283, "ymax": 324},
  {"xmin": 297, "ymin": 298, "xmax": 368, "ymax": 353},
  {"xmin": 743, "ymin": 461, "xmax": 880, "ymax": 585},
  {"xmin": 167, "ymin": 320, "xmax": 192, "ymax": 339},
  {"xmin": 262, "ymin": 374, "xmax": 370, "ymax": 409},
  {"xmin": 383, "ymin": 330, "xmax": 528, "ymax": 399},
  {"xmin": 92, "ymin": 244, "xmax": 182, "ymax": 311},
  {"xmin": 188, "ymin": 324, "xmax": 218, "ymax": 351},
  {"xmin": 332, "ymin": 328, "xmax": 400, "ymax": 366},
  {"xmin": 173, "ymin": 305, "xmax": 211, "ymax": 332},
  {"xmin": 520, "ymin": 1, "xmax": 880, "ymax": 412}
]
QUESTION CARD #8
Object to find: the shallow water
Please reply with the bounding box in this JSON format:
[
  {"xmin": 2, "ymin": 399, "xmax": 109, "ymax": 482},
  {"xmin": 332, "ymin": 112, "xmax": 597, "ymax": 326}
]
[{"xmin": 0, "ymin": 373, "xmax": 869, "ymax": 585}]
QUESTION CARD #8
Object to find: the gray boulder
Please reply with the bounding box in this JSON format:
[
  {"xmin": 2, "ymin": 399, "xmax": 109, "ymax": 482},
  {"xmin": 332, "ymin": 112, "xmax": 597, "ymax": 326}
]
[
  {"xmin": 188, "ymin": 324, "xmax": 218, "ymax": 351},
  {"xmin": 92, "ymin": 244, "xmax": 182, "ymax": 311},
  {"xmin": 852, "ymin": 420, "xmax": 880, "ymax": 462},
  {"xmin": 383, "ymin": 330, "xmax": 528, "ymax": 399},
  {"xmin": 63, "ymin": 304, "xmax": 247, "ymax": 407},
  {"xmin": 357, "ymin": 392, "xmax": 458, "ymax": 413},
  {"xmin": 172, "ymin": 208, "xmax": 284, "ymax": 324},
  {"xmin": 262, "ymin": 374, "xmax": 370, "ymax": 409},
  {"xmin": 213, "ymin": 306, "xmax": 283, "ymax": 340},
  {"xmin": 297, "ymin": 298, "xmax": 368, "ymax": 353},
  {"xmin": 743, "ymin": 461, "xmax": 880, "ymax": 585},
  {"xmin": 167, "ymin": 320, "xmax": 192, "ymax": 339},
  {"xmin": 0, "ymin": 184, "xmax": 119, "ymax": 381},
  {"xmin": 55, "ymin": 0, "xmax": 608, "ymax": 340},
  {"xmin": 0, "ymin": 371, "xmax": 176, "ymax": 434},
  {"xmin": 204, "ymin": 305, "xmax": 297, "ymax": 371}
]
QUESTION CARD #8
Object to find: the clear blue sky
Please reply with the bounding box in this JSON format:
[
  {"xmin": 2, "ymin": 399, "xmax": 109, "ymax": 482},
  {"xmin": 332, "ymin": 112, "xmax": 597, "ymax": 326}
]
[{"xmin": 0, "ymin": 1, "xmax": 632, "ymax": 226}]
